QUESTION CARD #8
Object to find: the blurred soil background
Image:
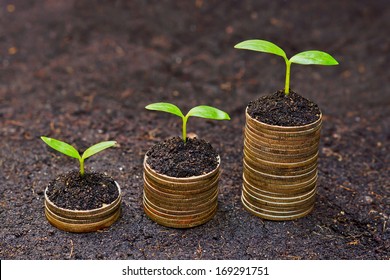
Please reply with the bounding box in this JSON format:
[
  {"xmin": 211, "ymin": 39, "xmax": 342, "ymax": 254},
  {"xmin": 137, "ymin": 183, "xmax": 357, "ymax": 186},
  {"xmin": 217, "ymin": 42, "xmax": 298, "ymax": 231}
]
[{"xmin": 0, "ymin": 0, "xmax": 389, "ymax": 259}]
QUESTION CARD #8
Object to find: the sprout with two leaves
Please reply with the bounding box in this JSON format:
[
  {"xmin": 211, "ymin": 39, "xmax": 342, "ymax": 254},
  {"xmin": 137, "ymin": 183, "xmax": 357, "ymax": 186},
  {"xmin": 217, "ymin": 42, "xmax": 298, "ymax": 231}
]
[
  {"xmin": 41, "ymin": 137, "xmax": 116, "ymax": 176},
  {"xmin": 234, "ymin": 39, "xmax": 339, "ymax": 95},
  {"xmin": 145, "ymin": 103, "xmax": 230, "ymax": 143}
]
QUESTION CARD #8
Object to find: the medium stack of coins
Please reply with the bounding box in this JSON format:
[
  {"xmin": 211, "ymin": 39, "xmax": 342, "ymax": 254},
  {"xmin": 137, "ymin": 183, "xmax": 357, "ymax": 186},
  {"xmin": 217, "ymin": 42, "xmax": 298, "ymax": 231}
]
[
  {"xmin": 242, "ymin": 110, "xmax": 322, "ymax": 220},
  {"xmin": 143, "ymin": 156, "xmax": 220, "ymax": 228}
]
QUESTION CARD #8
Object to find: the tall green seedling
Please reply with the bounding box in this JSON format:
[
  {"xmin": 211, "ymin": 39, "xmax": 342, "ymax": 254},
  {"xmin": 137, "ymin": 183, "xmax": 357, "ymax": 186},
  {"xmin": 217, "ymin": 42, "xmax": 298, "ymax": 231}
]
[
  {"xmin": 145, "ymin": 103, "xmax": 230, "ymax": 143},
  {"xmin": 234, "ymin": 39, "xmax": 339, "ymax": 95},
  {"xmin": 41, "ymin": 137, "xmax": 116, "ymax": 176}
]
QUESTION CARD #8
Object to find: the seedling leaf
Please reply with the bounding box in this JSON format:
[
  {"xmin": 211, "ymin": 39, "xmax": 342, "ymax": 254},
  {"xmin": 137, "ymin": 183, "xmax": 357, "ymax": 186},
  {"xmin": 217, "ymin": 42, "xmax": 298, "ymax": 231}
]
[
  {"xmin": 234, "ymin": 39, "xmax": 339, "ymax": 94},
  {"xmin": 234, "ymin": 39, "xmax": 287, "ymax": 59},
  {"xmin": 145, "ymin": 102, "xmax": 230, "ymax": 143},
  {"xmin": 187, "ymin": 105, "xmax": 231, "ymax": 120},
  {"xmin": 41, "ymin": 137, "xmax": 117, "ymax": 176},
  {"xmin": 145, "ymin": 103, "xmax": 184, "ymax": 118},
  {"xmin": 41, "ymin": 136, "xmax": 80, "ymax": 160},
  {"xmin": 290, "ymin": 51, "xmax": 339, "ymax": 65},
  {"xmin": 82, "ymin": 141, "xmax": 117, "ymax": 160}
]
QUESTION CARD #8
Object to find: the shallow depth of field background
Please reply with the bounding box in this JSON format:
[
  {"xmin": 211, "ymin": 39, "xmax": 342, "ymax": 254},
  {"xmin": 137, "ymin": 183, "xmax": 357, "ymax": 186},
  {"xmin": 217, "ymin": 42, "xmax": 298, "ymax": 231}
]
[{"xmin": 0, "ymin": 0, "xmax": 388, "ymax": 259}]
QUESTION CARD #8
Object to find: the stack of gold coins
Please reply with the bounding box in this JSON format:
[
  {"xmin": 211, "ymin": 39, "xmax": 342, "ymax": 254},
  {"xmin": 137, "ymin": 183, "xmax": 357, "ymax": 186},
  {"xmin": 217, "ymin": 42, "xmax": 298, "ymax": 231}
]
[
  {"xmin": 44, "ymin": 182, "xmax": 122, "ymax": 233},
  {"xmin": 143, "ymin": 156, "xmax": 220, "ymax": 228},
  {"xmin": 242, "ymin": 109, "xmax": 322, "ymax": 220}
]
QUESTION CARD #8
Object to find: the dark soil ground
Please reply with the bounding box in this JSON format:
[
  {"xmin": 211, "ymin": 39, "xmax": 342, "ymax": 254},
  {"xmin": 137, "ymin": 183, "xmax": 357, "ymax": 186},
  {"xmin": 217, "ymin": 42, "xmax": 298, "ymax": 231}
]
[{"xmin": 0, "ymin": 0, "xmax": 389, "ymax": 259}]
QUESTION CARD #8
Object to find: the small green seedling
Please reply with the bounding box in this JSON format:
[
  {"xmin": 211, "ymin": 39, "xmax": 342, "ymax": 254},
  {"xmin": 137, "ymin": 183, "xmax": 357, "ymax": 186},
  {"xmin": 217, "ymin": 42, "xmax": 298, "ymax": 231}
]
[
  {"xmin": 145, "ymin": 102, "xmax": 230, "ymax": 143},
  {"xmin": 41, "ymin": 136, "xmax": 116, "ymax": 176},
  {"xmin": 234, "ymin": 39, "xmax": 339, "ymax": 95}
]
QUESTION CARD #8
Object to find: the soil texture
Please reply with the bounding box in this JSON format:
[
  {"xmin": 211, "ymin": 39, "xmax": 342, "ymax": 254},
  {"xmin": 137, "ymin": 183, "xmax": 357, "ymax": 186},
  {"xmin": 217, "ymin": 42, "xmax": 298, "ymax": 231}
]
[
  {"xmin": 46, "ymin": 171, "xmax": 119, "ymax": 210},
  {"xmin": 146, "ymin": 137, "xmax": 219, "ymax": 177},
  {"xmin": 0, "ymin": 0, "xmax": 389, "ymax": 260},
  {"xmin": 247, "ymin": 90, "xmax": 321, "ymax": 126}
]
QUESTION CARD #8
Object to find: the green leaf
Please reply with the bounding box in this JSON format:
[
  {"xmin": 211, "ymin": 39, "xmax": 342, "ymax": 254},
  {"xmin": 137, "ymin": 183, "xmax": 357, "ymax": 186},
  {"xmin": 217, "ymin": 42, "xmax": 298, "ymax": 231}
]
[
  {"xmin": 145, "ymin": 102, "xmax": 184, "ymax": 118},
  {"xmin": 290, "ymin": 50, "xmax": 339, "ymax": 65},
  {"xmin": 41, "ymin": 136, "xmax": 81, "ymax": 160},
  {"xmin": 187, "ymin": 105, "xmax": 231, "ymax": 120},
  {"xmin": 234, "ymin": 39, "xmax": 287, "ymax": 59},
  {"xmin": 82, "ymin": 141, "xmax": 117, "ymax": 160}
]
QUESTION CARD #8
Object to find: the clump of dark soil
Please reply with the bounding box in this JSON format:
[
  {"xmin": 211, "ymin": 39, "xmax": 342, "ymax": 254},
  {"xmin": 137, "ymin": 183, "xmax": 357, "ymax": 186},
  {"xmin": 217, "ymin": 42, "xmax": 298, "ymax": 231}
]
[
  {"xmin": 46, "ymin": 171, "xmax": 119, "ymax": 210},
  {"xmin": 146, "ymin": 137, "xmax": 219, "ymax": 178},
  {"xmin": 247, "ymin": 90, "xmax": 321, "ymax": 126}
]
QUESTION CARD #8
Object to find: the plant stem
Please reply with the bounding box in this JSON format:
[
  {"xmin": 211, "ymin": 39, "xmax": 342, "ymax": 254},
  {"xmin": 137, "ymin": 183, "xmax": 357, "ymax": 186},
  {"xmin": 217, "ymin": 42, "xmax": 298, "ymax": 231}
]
[
  {"xmin": 284, "ymin": 60, "xmax": 291, "ymax": 95},
  {"xmin": 80, "ymin": 159, "xmax": 85, "ymax": 176},
  {"xmin": 182, "ymin": 116, "xmax": 188, "ymax": 143}
]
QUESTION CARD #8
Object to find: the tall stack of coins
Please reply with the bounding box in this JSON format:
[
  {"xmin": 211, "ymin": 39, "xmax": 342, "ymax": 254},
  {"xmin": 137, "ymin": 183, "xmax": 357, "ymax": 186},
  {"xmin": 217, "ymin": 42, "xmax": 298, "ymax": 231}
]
[
  {"xmin": 143, "ymin": 156, "xmax": 220, "ymax": 228},
  {"xmin": 242, "ymin": 110, "xmax": 322, "ymax": 220}
]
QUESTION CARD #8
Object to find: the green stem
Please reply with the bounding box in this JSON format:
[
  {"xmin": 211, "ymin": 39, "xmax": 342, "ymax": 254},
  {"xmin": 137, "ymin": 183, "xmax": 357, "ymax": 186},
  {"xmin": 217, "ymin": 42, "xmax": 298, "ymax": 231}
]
[
  {"xmin": 80, "ymin": 159, "xmax": 85, "ymax": 176},
  {"xmin": 284, "ymin": 60, "xmax": 291, "ymax": 95},
  {"xmin": 182, "ymin": 116, "xmax": 188, "ymax": 143}
]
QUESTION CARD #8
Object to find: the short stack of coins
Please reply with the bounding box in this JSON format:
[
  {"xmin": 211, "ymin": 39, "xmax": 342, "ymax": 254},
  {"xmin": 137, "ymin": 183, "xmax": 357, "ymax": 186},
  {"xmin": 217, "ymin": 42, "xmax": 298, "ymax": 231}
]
[
  {"xmin": 242, "ymin": 109, "xmax": 322, "ymax": 220},
  {"xmin": 143, "ymin": 156, "xmax": 220, "ymax": 228},
  {"xmin": 44, "ymin": 182, "xmax": 122, "ymax": 233}
]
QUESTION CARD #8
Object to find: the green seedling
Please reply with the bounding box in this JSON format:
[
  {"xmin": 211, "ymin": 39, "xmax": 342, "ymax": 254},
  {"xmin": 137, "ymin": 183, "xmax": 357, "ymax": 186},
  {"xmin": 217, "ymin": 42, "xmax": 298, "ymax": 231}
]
[
  {"xmin": 145, "ymin": 102, "xmax": 230, "ymax": 143},
  {"xmin": 234, "ymin": 39, "xmax": 339, "ymax": 95},
  {"xmin": 41, "ymin": 136, "xmax": 116, "ymax": 176}
]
